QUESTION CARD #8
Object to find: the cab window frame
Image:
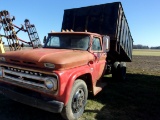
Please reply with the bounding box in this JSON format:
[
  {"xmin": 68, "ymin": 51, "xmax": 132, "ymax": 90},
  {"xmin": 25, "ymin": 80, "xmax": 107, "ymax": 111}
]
[{"xmin": 91, "ymin": 36, "xmax": 103, "ymax": 52}]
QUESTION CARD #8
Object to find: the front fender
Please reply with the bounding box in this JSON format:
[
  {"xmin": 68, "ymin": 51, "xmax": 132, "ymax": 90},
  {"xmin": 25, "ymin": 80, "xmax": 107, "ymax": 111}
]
[{"xmin": 58, "ymin": 65, "xmax": 92, "ymax": 106}]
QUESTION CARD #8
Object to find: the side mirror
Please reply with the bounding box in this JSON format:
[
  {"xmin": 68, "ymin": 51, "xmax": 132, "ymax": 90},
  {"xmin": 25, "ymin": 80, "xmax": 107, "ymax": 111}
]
[
  {"xmin": 103, "ymin": 35, "xmax": 110, "ymax": 52},
  {"xmin": 43, "ymin": 36, "xmax": 47, "ymax": 44}
]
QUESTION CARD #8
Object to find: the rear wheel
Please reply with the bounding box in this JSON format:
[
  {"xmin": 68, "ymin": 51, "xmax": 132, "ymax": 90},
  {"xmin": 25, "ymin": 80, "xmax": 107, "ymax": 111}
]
[
  {"xmin": 112, "ymin": 62, "xmax": 126, "ymax": 81},
  {"xmin": 61, "ymin": 79, "xmax": 88, "ymax": 120},
  {"xmin": 112, "ymin": 62, "xmax": 120, "ymax": 80},
  {"xmin": 119, "ymin": 62, "xmax": 126, "ymax": 81}
]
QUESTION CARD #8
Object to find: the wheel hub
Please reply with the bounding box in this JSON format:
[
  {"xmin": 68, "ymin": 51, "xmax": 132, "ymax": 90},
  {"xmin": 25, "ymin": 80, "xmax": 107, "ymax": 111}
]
[{"xmin": 72, "ymin": 88, "xmax": 85, "ymax": 113}]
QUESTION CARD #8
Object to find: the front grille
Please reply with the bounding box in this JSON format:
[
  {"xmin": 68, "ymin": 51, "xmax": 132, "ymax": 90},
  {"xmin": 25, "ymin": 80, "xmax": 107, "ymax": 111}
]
[
  {"xmin": 1, "ymin": 66, "xmax": 57, "ymax": 90},
  {"xmin": 5, "ymin": 66, "xmax": 44, "ymax": 76}
]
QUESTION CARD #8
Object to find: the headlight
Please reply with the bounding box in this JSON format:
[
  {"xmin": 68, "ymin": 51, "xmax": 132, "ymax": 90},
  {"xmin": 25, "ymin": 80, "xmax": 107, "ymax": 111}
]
[
  {"xmin": 44, "ymin": 63, "xmax": 55, "ymax": 68},
  {"xmin": 0, "ymin": 57, "xmax": 6, "ymax": 62},
  {"xmin": 44, "ymin": 77, "xmax": 58, "ymax": 90}
]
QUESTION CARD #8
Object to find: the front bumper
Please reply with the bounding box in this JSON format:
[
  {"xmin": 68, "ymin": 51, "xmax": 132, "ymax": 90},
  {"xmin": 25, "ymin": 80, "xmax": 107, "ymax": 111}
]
[{"xmin": 0, "ymin": 84, "xmax": 64, "ymax": 113}]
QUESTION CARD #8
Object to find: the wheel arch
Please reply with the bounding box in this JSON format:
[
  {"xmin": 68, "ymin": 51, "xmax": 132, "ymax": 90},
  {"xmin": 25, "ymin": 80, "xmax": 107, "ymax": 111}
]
[
  {"xmin": 63, "ymin": 72, "xmax": 92, "ymax": 106},
  {"xmin": 76, "ymin": 73, "xmax": 93, "ymax": 93}
]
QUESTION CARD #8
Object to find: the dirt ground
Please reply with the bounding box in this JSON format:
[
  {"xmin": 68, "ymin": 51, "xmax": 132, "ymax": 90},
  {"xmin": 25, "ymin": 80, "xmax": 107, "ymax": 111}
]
[{"xmin": 127, "ymin": 56, "xmax": 160, "ymax": 76}]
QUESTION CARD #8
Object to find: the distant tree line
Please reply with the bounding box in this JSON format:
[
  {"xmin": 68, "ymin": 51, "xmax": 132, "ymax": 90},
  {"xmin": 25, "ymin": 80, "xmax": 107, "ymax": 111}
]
[
  {"xmin": 150, "ymin": 46, "xmax": 160, "ymax": 49},
  {"xmin": 133, "ymin": 44, "xmax": 160, "ymax": 49},
  {"xmin": 133, "ymin": 44, "xmax": 149, "ymax": 49}
]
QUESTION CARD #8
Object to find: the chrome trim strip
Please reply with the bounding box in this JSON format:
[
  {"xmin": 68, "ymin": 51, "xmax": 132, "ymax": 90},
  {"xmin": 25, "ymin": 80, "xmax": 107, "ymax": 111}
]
[
  {"xmin": 4, "ymin": 69, "xmax": 45, "ymax": 81},
  {"xmin": 0, "ymin": 63, "xmax": 54, "ymax": 75},
  {"xmin": 3, "ymin": 69, "xmax": 47, "ymax": 89},
  {"xmin": 4, "ymin": 75, "xmax": 46, "ymax": 89}
]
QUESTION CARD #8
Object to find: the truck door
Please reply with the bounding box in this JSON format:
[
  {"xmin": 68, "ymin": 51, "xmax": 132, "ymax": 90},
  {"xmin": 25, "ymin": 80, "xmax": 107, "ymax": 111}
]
[{"xmin": 91, "ymin": 36, "xmax": 106, "ymax": 81}]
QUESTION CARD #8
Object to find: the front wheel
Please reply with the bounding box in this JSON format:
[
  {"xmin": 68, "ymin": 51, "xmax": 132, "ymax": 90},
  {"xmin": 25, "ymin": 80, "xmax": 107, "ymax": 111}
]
[{"xmin": 61, "ymin": 79, "xmax": 88, "ymax": 120}]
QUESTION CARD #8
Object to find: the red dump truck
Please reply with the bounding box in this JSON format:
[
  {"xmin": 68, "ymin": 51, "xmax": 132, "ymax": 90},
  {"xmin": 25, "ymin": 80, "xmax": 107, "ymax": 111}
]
[{"xmin": 0, "ymin": 2, "xmax": 133, "ymax": 120}]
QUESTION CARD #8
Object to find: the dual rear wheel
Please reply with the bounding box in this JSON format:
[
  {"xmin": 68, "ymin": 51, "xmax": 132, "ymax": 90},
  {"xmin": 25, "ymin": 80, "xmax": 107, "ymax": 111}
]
[{"xmin": 112, "ymin": 62, "xmax": 126, "ymax": 81}]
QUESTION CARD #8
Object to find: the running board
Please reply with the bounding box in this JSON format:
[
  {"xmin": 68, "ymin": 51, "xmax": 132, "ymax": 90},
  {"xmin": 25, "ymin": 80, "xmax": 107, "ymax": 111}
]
[{"xmin": 93, "ymin": 81, "xmax": 107, "ymax": 95}]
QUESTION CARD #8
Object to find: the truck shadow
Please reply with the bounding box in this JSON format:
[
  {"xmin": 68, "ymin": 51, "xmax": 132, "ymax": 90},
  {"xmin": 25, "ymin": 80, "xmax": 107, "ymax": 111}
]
[
  {"xmin": 86, "ymin": 73, "xmax": 160, "ymax": 120},
  {"xmin": 0, "ymin": 97, "xmax": 63, "ymax": 120},
  {"xmin": 0, "ymin": 73, "xmax": 159, "ymax": 120}
]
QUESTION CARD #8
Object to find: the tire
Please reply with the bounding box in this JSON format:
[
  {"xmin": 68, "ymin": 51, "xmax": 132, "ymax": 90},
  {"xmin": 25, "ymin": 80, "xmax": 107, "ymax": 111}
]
[
  {"xmin": 61, "ymin": 79, "xmax": 88, "ymax": 120},
  {"xmin": 111, "ymin": 62, "xmax": 120, "ymax": 80},
  {"xmin": 119, "ymin": 62, "xmax": 126, "ymax": 81},
  {"xmin": 112, "ymin": 62, "xmax": 126, "ymax": 81}
]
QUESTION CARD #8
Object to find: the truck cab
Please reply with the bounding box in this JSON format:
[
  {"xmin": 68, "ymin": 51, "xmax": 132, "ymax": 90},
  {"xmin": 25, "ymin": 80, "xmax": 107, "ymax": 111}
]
[{"xmin": 0, "ymin": 31, "xmax": 110, "ymax": 120}]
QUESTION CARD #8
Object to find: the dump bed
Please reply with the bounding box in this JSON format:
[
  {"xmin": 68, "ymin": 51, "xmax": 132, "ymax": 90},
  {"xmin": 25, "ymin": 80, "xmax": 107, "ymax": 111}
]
[{"xmin": 62, "ymin": 2, "xmax": 133, "ymax": 62}]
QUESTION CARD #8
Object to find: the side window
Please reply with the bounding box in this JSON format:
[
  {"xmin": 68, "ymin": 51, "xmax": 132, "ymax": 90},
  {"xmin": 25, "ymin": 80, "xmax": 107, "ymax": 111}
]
[{"xmin": 92, "ymin": 37, "xmax": 102, "ymax": 51}]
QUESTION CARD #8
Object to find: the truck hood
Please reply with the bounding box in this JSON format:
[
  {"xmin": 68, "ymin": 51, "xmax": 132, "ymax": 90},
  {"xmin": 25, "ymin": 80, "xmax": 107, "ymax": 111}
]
[{"xmin": 1, "ymin": 48, "xmax": 94, "ymax": 70}]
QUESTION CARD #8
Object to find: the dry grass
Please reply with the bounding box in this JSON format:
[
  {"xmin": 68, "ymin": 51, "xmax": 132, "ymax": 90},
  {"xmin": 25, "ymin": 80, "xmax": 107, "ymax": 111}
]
[{"xmin": 133, "ymin": 49, "xmax": 160, "ymax": 56}]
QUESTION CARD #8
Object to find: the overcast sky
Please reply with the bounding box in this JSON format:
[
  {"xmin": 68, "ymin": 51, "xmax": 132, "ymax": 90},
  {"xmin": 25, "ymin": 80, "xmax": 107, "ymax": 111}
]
[{"xmin": 0, "ymin": 0, "xmax": 160, "ymax": 47}]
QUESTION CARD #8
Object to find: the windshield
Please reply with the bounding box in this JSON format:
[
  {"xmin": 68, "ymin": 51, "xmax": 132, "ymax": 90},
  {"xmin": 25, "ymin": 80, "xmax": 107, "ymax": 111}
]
[{"xmin": 44, "ymin": 34, "xmax": 90, "ymax": 50}]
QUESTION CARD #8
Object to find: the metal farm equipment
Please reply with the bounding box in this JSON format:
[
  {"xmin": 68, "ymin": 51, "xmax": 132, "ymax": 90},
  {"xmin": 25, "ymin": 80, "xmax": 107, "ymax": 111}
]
[{"xmin": 0, "ymin": 10, "xmax": 41, "ymax": 53}]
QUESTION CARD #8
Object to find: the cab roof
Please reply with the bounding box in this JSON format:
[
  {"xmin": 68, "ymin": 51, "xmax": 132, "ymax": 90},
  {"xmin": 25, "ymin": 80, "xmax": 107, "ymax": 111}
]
[{"xmin": 48, "ymin": 31, "xmax": 102, "ymax": 36}]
